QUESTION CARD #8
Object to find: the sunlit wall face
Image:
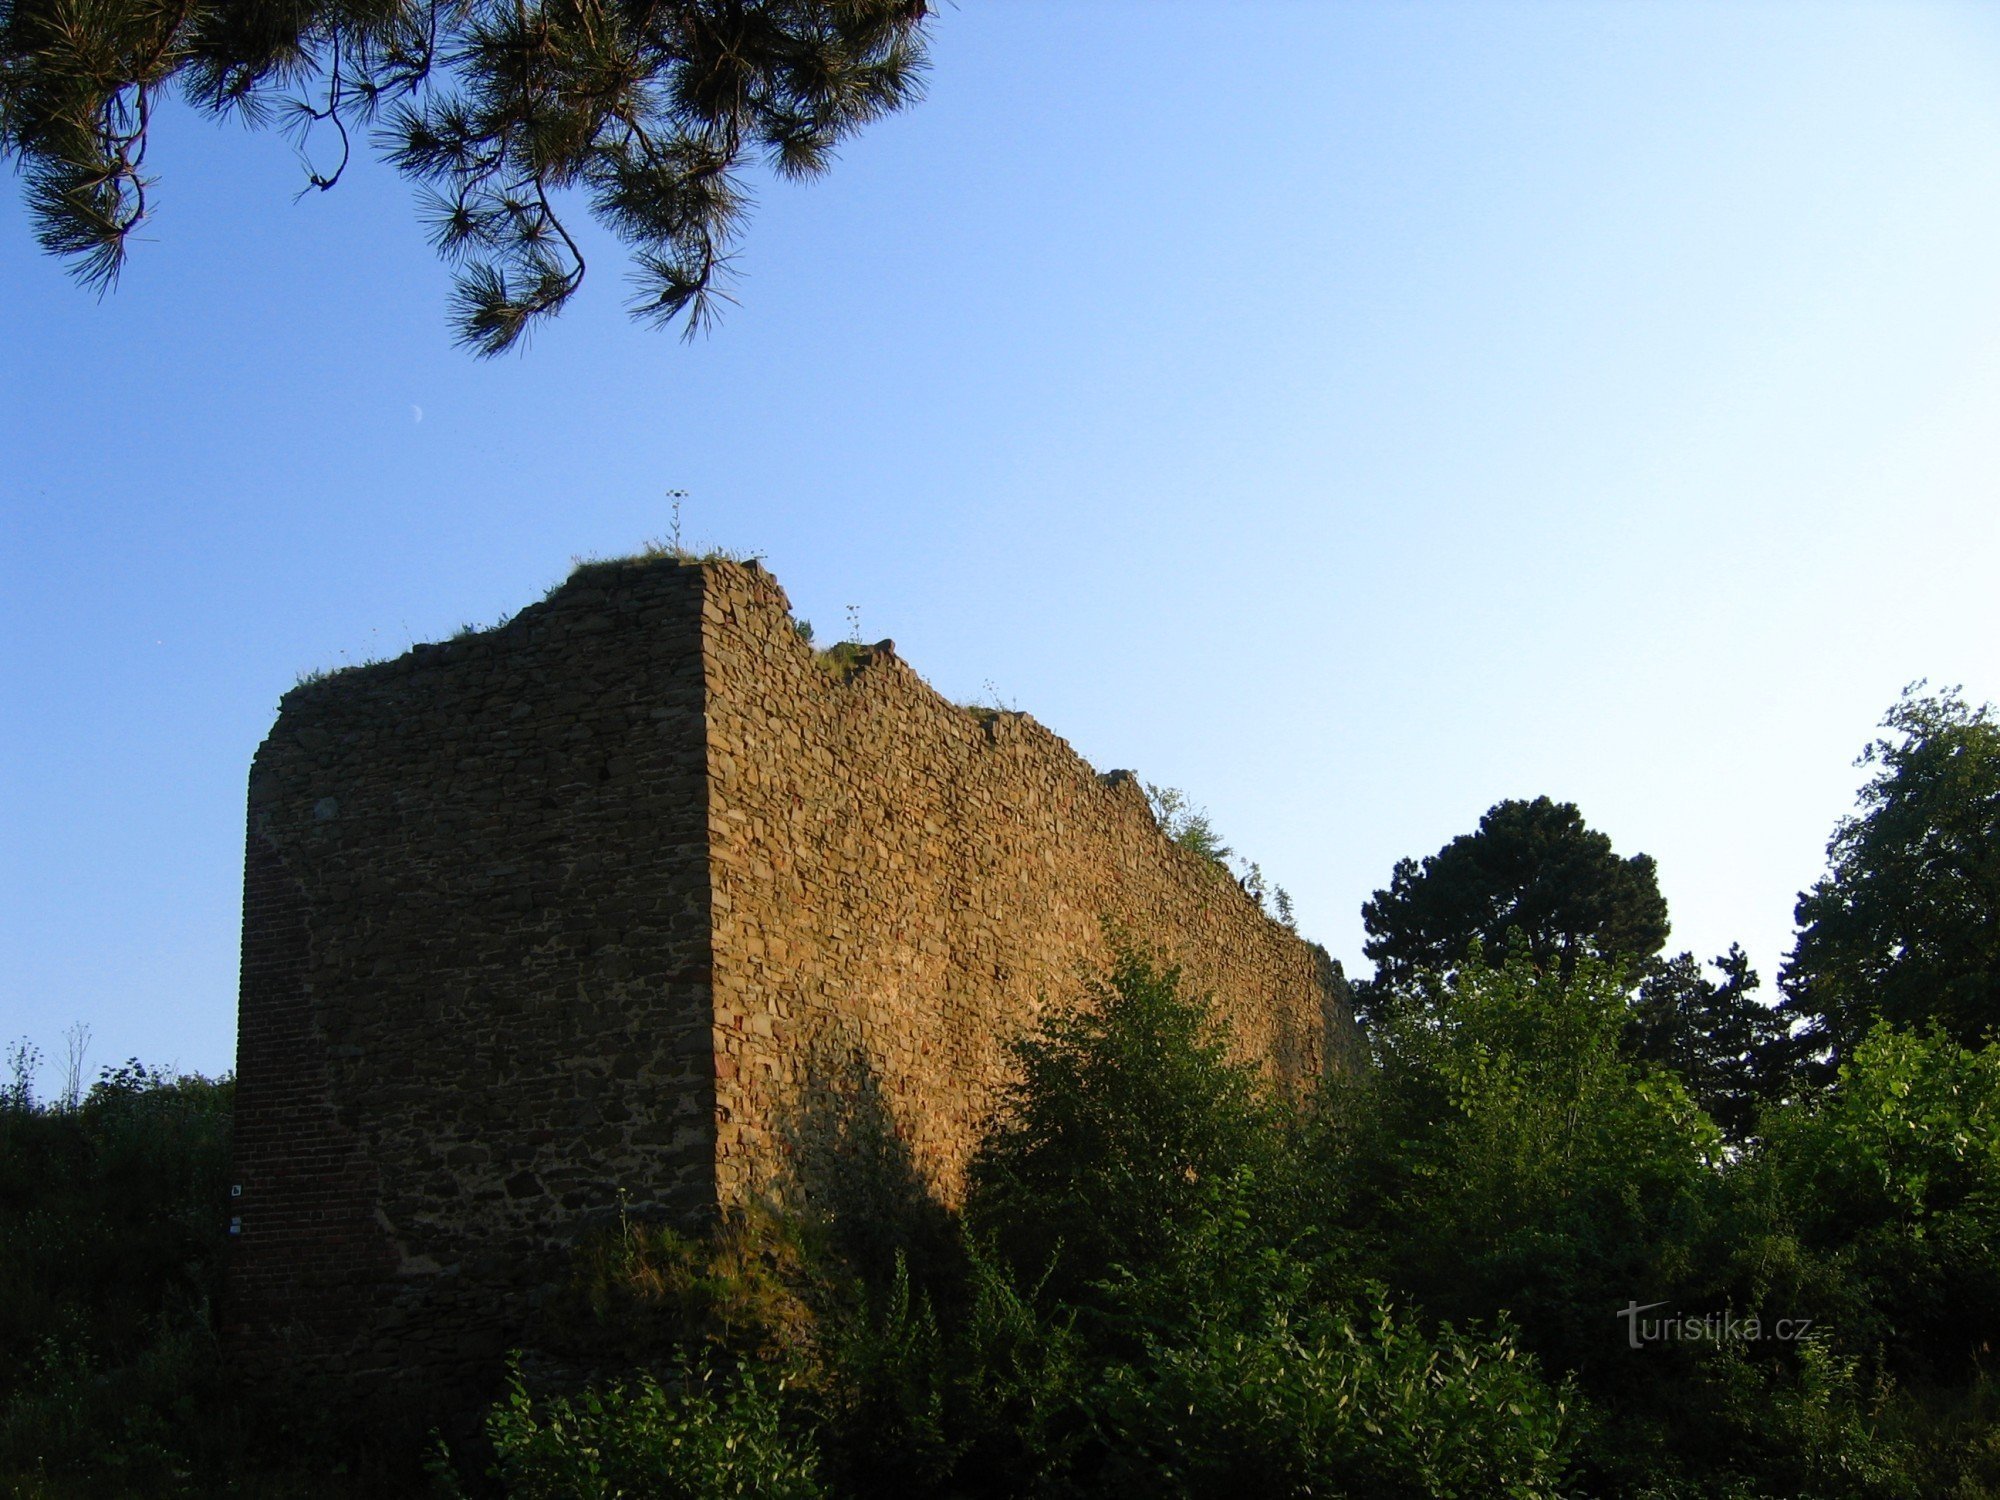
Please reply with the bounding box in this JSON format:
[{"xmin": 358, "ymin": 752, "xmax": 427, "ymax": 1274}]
[{"xmin": 4, "ymin": 2, "xmax": 1999, "ymax": 1078}]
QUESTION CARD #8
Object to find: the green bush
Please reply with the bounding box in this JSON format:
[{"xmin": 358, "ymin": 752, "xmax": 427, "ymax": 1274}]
[
  {"xmin": 0, "ymin": 1062, "xmax": 432, "ymax": 1495},
  {"xmin": 0, "ymin": 1064, "xmax": 241, "ymax": 1493},
  {"xmin": 22, "ymin": 942, "xmax": 2000, "ymax": 1497},
  {"xmin": 1092, "ymin": 1292, "xmax": 1573, "ymax": 1499},
  {"xmin": 824, "ymin": 1247, "xmax": 1087, "ymax": 1499},
  {"xmin": 477, "ymin": 1355, "xmax": 823, "ymax": 1500},
  {"xmin": 535, "ymin": 1207, "xmax": 828, "ymax": 1373},
  {"xmin": 1747, "ymin": 1023, "xmax": 2000, "ymax": 1382},
  {"xmin": 943, "ymin": 945, "xmax": 1578, "ymax": 1497},
  {"xmin": 0, "ymin": 1062, "xmax": 233, "ymax": 1400},
  {"xmin": 1332, "ymin": 949, "xmax": 1722, "ymax": 1380},
  {"xmin": 965, "ymin": 943, "xmax": 1289, "ymax": 1308},
  {"xmin": 1692, "ymin": 1336, "xmax": 1921, "ymax": 1500}
]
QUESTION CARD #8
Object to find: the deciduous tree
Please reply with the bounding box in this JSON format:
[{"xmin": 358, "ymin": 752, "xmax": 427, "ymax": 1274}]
[{"xmin": 1780, "ymin": 685, "xmax": 2000, "ymax": 1067}]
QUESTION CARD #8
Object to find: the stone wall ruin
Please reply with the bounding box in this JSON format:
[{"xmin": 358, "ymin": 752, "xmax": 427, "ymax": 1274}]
[{"xmin": 226, "ymin": 557, "xmax": 1353, "ymax": 1386}]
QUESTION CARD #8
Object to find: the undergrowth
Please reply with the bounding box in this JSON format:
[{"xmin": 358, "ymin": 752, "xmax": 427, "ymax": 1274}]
[{"xmin": 13, "ymin": 949, "xmax": 2000, "ymax": 1496}]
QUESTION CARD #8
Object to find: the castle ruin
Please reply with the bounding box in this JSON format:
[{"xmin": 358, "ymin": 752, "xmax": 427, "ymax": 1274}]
[{"xmin": 226, "ymin": 557, "xmax": 1352, "ymax": 1385}]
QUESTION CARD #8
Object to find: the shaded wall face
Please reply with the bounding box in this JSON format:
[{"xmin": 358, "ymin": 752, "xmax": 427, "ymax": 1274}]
[
  {"xmin": 697, "ymin": 567, "xmax": 1337, "ymax": 1211},
  {"xmin": 229, "ymin": 565, "xmax": 717, "ymax": 1383}
]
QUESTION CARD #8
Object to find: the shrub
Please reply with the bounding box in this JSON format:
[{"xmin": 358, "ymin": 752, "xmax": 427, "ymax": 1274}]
[
  {"xmin": 1335, "ymin": 949, "xmax": 1722, "ymax": 1380},
  {"xmin": 1693, "ymin": 1335, "xmax": 1920, "ymax": 1500},
  {"xmin": 1142, "ymin": 784, "xmax": 1232, "ymax": 865},
  {"xmin": 1092, "ymin": 1291, "xmax": 1575, "ymax": 1499},
  {"xmin": 824, "ymin": 1248, "xmax": 1086, "ymax": 1499},
  {"xmin": 965, "ymin": 944, "xmax": 1285, "ymax": 1307},
  {"xmin": 0, "ymin": 1063, "xmax": 238, "ymax": 1491},
  {"xmin": 478, "ymin": 1355, "xmax": 823, "ymax": 1500},
  {"xmin": 0, "ymin": 1062, "xmax": 233, "ymax": 1396},
  {"xmin": 1751, "ymin": 1022, "xmax": 2000, "ymax": 1383},
  {"xmin": 536, "ymin": 1207, "xmax": 826, "ymax": 1373}
]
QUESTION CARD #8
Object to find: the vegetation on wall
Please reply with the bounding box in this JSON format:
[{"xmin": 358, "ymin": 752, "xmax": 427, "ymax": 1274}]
[{"xmin": 1144, "ymin": 782, "xmax": 1296, "ymax": 927}]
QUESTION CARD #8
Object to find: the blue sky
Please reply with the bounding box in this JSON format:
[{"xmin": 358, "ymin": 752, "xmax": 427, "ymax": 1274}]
[{"xmin": 5, "ymin": 2, "xmax": 2000, "ymax": 1085}]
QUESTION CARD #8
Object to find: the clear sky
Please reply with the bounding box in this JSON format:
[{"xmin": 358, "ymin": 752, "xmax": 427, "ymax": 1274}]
[{"xmin": 5, "ymin": 2, "xmax": 2000, "ymax": 1086}]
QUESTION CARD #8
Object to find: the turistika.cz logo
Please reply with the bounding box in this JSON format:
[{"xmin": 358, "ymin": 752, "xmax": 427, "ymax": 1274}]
[{"xmin": 1617, "ymin": 1300, "xmax": 1815, "ymax": 1350}]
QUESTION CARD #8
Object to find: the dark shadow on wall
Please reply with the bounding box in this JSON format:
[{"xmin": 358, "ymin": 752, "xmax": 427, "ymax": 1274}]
[
  {"xmin": 771, "ymin": 1035, "xmax": 957, "ymax": 1290},
  {"xmin": 514, "ymin": 1035, "xmax": 960, "ymax": 1393}
]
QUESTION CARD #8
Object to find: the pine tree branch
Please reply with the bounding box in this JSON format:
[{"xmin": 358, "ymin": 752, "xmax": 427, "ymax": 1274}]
[{"xmin": 3, "ymin": 0, "xmax": 929, "ymax": 344}]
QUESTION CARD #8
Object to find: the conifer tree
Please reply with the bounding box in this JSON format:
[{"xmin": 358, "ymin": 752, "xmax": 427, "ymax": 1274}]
[
  {"xmin": 1625, "ymin": 945, "xmax": 1791, "ymax": 1140},
  {"xmin": 1, "ymin": 0, "xmax": 929, "ymax": 352},
  {"xmin": 1360, "ymin": 795, "xmax": 1670, "ymax": 996}
]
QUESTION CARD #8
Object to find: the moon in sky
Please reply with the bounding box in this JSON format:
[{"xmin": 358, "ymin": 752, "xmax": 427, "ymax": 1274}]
[{"xmin": 412, "ymin": 405, "xmax": 424, "ymax": 424}]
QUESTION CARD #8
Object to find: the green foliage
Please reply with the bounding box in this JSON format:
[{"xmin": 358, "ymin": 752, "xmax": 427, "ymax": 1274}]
[
  {"xmin": 1782, "ymin": 684, "xmax": 2000, "ymax": 1068},
  {"xmin": 1136, "ymin": 786, "xmax": 1296, "ymax": 921},
  {"xmin": 1627, "ymin": 945, "xmax": 1794, "ymax": 1142},
  {"xmin": 449, "ymin": 608, "xmax": 516, "ymax": 640},
  {"xmin": 1752, "ymin": 1022, "xmax": 2000, "ymax": 1383},
  {"xmin": 0, "ymin": 1313, "xmax": 230, "ymax": 1495},
  {"xmin": 843, "ymin": 945, "xmax": 1578, "ymax": 1499},
  {"xmin": 966, "ymin": 943, "xmax": 1282, "ymax": 1305},
  {"xmin": 480, "ymin": 1354, "xmax": 823, "ymax": 1500},
  {"xmin": 568, "ymin": 540, "xmax": 763, "ymax": 577},
  {"xmin": 1091, "ymin": 1292, "xmax": 1574, "ymax": 1500},
  {"xmin": 1142, "ymin": 783, "xmax": 1233, "ymax": 865},
  {"xmin": 22, "ymin": 907, "xmax": 2000, "ymax": 1497},
  {"xmin": 536, "ymin": 1207, "xmax": 827, "ymax": 1372},
  {"xmin": 0, "ymin": 1061, "xmax": 435, "ymax": 1495},
  {"xmin": 1324, "ymin": 948, "xmax": 2000, "ymax": 1498},
  {"xmin": 1360, "ymin": 796, "xmax": 1671, "ymax": 1003},
  {"xmin": 1664, "ymin": 1335, "xmax": 1923, "ymax": 1500},
  {"xmin": 824, "ymin": 1247, "xmax": 1087, "ymax": 1498},
  {"xmin": 1339, "ymin": 950, "xmax": 1722, "ymax": 1379},
  {"xmin": 0, "ymin": 1061, "xmax": 233, "ymax": 1410},
  {"xmin": 1773, "ymin": 1023, "xmax": 2000, "ymax": 1231},
  {"xmin": 815, "ymin": 639, "xmax": 875, "ymax": 678},
  {"xmin": 221, "ymin": 935, "xmax": 2000, "ymax": 1494},
  {"xmin": 0, "ymin": 0, "xmax": 930, "ymax": 351}
]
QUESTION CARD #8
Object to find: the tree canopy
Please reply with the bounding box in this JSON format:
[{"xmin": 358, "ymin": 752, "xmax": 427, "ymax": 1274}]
[
  {"xmin": 0, "ymin": 0, "xmax": 929, "ymax": 352},
  {"xmin": 1625, "ymin": 945, "xmax": 1791, "ymax": 1141},
  {"xmin": 1780, "ymin": 684, "xmax": 2000, "ymax": 1066},
  {"xmin": 1360, "ymin": 795, "xmax": 1671, "ymax": 994}
]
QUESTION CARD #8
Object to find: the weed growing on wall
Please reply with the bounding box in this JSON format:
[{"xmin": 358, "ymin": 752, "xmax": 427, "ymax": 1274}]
[
  {"xmin": 1143, "ymin": 784, "xmax": 1297, "ymax": 921},
  {"xmin": 1143, "ymin": 783, "xmax": 1232, "ymax": 864}
]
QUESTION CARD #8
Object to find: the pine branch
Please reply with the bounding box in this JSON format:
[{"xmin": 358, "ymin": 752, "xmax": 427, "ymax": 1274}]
[{"xmin": 2, "ymin": 0, "xmax": 930, "ymax": 345}]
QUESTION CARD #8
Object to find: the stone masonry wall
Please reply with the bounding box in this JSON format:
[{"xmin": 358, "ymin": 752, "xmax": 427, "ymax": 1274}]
[
  {"xmin": 696, "ymin": 562, "xmax": 1343, "ymax": 1210},
  {"xmin": 229, "ymin": 556, "xmax": 1350, "ymax": 1388},
  {"xmin": 228, "ymin": 562, "xmax": 715, "ymax": 1384}
]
